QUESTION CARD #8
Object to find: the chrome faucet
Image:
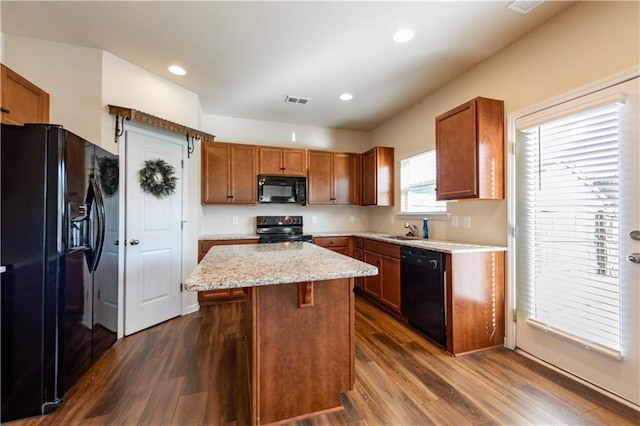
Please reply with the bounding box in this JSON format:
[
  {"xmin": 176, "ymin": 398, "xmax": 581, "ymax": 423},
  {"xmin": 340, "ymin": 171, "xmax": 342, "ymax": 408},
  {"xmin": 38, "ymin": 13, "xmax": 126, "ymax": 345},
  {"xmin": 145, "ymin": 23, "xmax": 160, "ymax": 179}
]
[{"xmin": 404, "ymin": 223, "xmax": 419, "ymax": 237}]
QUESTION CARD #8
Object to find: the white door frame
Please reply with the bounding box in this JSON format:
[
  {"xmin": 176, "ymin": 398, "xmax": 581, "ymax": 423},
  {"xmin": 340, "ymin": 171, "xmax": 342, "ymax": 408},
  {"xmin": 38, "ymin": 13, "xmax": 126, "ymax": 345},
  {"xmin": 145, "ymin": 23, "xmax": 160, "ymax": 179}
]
[{"xmin": 506, "ymin": 66, "xmax": 640, "ymax": 407}]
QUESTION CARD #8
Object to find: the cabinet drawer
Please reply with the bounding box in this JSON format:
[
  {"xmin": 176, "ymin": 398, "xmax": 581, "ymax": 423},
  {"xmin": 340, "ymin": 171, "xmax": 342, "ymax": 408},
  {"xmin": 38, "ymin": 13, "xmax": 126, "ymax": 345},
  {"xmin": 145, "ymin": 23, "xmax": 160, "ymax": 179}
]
[
  {"xmin": 198, "ymin": 288, "xmax": 245, "ymax": 306},
  {"xmin": 314, "ymin": 236, "xmax": 350, "ymax": 248},
  {"xmin": 363, "ymin": 239, "xmax": 400, "ymax": 258}
]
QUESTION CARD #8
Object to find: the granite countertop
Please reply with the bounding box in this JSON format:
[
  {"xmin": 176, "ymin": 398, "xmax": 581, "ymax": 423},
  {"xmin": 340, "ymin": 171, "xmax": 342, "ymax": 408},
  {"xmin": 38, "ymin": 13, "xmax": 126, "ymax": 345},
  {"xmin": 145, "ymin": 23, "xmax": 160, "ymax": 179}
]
[
  {"xmin": 185, "ymin": 242, "xmax": 378, "ymax": 291},
  {"xmin": 199, "ymin": 231, "xmax": 506, "ymax": 254}
]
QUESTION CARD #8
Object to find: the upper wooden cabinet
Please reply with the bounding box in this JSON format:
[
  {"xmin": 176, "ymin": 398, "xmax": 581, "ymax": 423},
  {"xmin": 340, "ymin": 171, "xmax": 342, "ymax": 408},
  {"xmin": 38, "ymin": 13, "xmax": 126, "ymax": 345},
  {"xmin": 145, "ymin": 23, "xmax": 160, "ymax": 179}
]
[
  {"xmin": 435, "ymin": 97, "xmax": 504, "ymax": 201},
  {"xmin": 361, "ymin": 146, "xmax": 394, "ymax": 206},
  {"xmin": 307, "ymin": 150, "xmax": 360, "ymax": 205},
  {"xmin": 201, "ymin": 141, "xmax": 257, "ymax": 204},
  {"xmin": 258, "ymin": 146, "xmax": 307, "ymax": 176},
  {"xmin": 1, "ymin": 64, "xmax": 50, "ymax": 125}
]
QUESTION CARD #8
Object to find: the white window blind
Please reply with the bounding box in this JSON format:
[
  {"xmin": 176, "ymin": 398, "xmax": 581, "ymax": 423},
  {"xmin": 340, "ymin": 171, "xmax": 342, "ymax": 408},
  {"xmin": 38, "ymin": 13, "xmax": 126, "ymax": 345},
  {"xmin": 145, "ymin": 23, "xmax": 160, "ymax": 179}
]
[
  {"xmin": 518, "ymin": 101, "xmax": 622, "ymax": 352},
  {"xmin": 400, "ymin": 150, "xmax": 446, "ymax": 213}
]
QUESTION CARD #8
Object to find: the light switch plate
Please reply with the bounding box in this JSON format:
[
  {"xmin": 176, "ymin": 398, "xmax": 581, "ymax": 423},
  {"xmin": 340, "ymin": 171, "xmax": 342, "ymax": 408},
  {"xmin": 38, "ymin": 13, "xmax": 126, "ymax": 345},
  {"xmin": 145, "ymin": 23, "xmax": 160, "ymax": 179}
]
[
  {"xmin": 349, "ymin": 216, "xmax": 355, "ymax": 224},
  {"xmin": 232, "ymin": 216, "xmax": 239, "ymax": 225},
  {"xmin": 451, "ymin": 215, "xmax": 459, "ymax": 228},
  {"xmin": 312, "ymin": 216, "xmax": 317, "ymax": 224}
]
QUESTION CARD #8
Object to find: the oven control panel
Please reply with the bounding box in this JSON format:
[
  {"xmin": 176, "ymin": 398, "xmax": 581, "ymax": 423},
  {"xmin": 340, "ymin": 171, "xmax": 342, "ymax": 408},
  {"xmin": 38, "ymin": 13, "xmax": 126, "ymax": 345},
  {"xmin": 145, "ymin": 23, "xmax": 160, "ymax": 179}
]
[{"xmin": 257, "ymin": 216, "xmax": 303, "ymax": 226}]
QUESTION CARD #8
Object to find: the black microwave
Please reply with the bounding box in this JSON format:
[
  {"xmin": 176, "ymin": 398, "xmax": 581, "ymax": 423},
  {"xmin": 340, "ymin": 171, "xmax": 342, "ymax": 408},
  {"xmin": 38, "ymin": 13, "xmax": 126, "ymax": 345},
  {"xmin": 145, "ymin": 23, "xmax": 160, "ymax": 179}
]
[{"xmin": 258, "ymin": 175, "xmax": 307, "ymax": 204}]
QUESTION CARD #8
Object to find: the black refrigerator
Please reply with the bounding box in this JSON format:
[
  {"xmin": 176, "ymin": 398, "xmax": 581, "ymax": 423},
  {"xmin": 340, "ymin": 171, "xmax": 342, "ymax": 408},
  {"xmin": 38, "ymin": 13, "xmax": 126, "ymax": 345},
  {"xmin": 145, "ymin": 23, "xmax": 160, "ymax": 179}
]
[{"xmin": 1, "ymin": 123, "xmax": 119, "ymax": 422}]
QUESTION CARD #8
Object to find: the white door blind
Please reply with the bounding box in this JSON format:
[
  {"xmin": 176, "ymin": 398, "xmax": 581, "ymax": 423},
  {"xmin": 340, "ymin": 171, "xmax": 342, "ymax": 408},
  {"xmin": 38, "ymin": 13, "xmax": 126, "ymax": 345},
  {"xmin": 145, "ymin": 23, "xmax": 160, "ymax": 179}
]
[{"xmin": 519, "ymin": 101, "xmax": 622, "ymax": 352}]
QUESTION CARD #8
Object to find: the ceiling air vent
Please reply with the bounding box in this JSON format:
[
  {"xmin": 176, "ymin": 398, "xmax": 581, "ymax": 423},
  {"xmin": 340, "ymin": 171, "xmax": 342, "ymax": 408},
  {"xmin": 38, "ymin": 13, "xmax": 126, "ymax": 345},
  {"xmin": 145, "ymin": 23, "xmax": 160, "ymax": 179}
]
[
  {"xmin": 507, "ymin": 0, "xmax": 543, "ymax": 14},
  {"xmin": 285, "ymin": 95, "xmax": 310, "ymax": 105}
]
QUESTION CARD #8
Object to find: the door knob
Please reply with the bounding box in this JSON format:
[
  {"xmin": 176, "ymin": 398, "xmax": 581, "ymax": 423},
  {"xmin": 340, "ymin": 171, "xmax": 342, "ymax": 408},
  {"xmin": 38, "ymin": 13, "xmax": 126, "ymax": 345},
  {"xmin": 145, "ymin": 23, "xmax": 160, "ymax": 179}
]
[
  {"xmin": 130, "ymin": 239, "xmax": 140, "ymax": 246},
  {"xmin": 628, "ymin": 253, "xmax": 640, "ymax": 264},
  {"xmin": 630, "ymin": 230, "xmax": 640, "ymax": 241}
]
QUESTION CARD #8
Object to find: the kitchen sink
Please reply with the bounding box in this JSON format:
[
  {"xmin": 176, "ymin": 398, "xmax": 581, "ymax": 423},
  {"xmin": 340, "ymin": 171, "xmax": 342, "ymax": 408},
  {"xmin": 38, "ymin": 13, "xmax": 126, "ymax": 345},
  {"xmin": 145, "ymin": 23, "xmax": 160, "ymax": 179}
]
[{"xmin": 386, "ymin": 235, "xmax": 421, "ymax": 241}]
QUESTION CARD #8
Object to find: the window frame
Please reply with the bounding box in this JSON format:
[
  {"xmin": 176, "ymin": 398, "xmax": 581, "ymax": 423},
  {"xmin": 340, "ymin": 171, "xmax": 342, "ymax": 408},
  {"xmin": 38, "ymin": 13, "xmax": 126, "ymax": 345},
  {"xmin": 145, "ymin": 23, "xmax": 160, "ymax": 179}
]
[{"xmin": 398, "ymin": 149, "xmax": 449, "ymax": 220}]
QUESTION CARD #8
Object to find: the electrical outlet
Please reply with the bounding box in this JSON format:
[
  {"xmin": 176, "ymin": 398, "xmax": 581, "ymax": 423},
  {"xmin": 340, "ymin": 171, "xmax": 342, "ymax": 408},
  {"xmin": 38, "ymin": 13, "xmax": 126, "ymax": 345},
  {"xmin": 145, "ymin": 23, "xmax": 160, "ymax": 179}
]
[
  {"xmin": 390, "ymin": 216, "xmax": 395, "ymax": 224},
  {"xmin": 349, "ymin": 216, "xmax": 355, "ymax": 224},
  {"xmin": 232, "ymin": 216, "xmax": 239, "ymax": 225},
  {"xmin": 451, "ymin": 215, "xmax": 459, "ymax": 228},
  {"xmin": 463, "ymin": 216, "xmax": 471, "ymax": 229},
  {"xmin": 312, "ymin": 216, "xmax": 317, "ymax": 224}
]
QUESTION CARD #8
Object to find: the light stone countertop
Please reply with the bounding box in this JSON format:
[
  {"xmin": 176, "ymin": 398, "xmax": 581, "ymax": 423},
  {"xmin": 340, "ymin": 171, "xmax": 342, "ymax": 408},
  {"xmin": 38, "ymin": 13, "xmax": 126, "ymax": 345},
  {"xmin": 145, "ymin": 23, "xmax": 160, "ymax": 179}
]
[
  {"xmin": 185, "ymin": 242, "xmax": 378, "ymax": 291},
  {"xmin": 199, "ymin": 231, "xmax": 506, "ymax": 254}
]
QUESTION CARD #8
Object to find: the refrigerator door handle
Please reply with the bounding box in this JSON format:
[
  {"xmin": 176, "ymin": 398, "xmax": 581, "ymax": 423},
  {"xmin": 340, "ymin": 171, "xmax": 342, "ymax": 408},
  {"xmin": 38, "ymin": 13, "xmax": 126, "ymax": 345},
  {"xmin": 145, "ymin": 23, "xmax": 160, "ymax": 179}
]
[{"xmin": 90, "ymin": 178, "xmax": 106, "ymax": 272}]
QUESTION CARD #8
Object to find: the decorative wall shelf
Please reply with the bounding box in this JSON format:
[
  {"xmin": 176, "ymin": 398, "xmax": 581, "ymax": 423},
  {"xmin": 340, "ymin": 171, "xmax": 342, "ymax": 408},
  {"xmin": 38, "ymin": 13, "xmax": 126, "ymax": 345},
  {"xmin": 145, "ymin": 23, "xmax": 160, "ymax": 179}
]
[{"xmin": 108, "ymin": 105, "xmax": 215, "ymax": 147}]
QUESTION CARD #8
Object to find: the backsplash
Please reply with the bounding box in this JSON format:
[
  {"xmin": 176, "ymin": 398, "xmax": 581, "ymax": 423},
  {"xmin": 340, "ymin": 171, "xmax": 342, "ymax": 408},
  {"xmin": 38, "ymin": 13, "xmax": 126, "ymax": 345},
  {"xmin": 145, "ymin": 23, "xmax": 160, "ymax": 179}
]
[{"xmin": 200, "ymin": 204, "xmax": 370, "ymax": 235}]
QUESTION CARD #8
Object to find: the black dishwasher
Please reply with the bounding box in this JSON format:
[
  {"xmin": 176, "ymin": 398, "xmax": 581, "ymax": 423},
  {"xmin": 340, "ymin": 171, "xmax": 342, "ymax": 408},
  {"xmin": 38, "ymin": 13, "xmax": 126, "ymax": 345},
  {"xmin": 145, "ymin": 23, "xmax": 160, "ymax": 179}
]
[{"xmin": 400, "ymin": 246, "xmax": 446, "ymax": 347}]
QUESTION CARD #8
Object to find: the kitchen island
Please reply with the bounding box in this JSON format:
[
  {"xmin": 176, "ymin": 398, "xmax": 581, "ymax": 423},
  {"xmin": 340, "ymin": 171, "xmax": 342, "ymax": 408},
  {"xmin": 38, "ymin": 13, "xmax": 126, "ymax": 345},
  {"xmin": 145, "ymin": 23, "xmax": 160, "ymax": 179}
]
[{"xmin": 185, "ymin": 242, "xmax": 378, "ymax": 425}]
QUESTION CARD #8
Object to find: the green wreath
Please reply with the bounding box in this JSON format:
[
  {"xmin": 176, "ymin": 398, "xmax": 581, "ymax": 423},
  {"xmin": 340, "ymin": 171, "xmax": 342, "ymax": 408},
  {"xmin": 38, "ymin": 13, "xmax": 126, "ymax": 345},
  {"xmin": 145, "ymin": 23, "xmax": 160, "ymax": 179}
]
[
  {"xmin": 138, "ymin": 159, "xmax": 177, "ymax": 198},
  {"xmin": 97, "ymin": 156, "xmax": 119, "ymax": 197}
]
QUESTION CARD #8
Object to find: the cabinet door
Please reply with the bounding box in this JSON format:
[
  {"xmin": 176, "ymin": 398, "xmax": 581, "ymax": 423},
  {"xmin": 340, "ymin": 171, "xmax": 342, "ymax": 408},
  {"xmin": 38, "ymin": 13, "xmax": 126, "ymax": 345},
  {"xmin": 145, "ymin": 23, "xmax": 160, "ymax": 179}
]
[
  {"xmin": 307, "ymin": 151, "xmax": 333, "ymax": 205},
  {"xmin": 363, "ymin": 251, "xmax": 382, "ymax": 299},
  {"xmin": 361, "ymin": 149, "xmax": 377, "ymax": 205},
  {"xmin": 230, "ymin": 144, "xmax": 257, "ymax": 204},
  {"xmin": 201, "ymin": 142, "xmax": 231, "ymax": 204},
  {"xmin": 436, "ymin": 100, "xmax": 478, "ymax": 200},
  {"xmin": 436, "ymin": 97, "xmax": 504, "ymax": 201},
  {"xmin": 379, "ymin": 255, "xmax": 401, "ymax": 313},
  {"xmin": 258, "ymin": 146, "xmax": 284, "ymax": 175},
  {"xmin": 1, "ymin": 64, "xmax": 49, "ymax": 125},
  {"xmin": 333, "ymin": 153, "xmax": 358, "ymax": 205},
  {"xmin": 282, "ymin": 148, "xmax": 307, "ymax": 176},
  {"xmin": 361, "ymin": 147, "xmax": 394, "ymax": 206}
]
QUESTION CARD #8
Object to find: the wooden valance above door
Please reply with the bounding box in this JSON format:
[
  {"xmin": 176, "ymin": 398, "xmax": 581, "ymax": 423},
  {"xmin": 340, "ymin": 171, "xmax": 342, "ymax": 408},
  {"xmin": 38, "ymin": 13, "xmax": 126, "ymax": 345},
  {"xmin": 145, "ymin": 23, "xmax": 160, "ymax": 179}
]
[{"xmin": 108, "ymin": 105, "xmax": 215, "ymax": 144}]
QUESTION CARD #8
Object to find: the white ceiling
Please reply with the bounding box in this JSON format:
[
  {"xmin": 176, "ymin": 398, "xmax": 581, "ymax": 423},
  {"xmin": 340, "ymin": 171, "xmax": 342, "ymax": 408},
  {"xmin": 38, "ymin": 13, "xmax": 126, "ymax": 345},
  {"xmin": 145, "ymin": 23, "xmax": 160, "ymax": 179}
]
[{"xmin": 1, "ymin": 1, "xmax": 576, "ymax": 131}]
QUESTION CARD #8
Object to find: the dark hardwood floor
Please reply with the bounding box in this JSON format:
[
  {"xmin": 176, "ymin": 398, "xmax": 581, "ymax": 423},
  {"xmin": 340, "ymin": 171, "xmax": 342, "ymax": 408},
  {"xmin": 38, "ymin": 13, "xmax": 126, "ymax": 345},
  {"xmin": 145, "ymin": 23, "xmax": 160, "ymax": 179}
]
[{"xmin": 7, "ymin": 296, "xmax": 639, "ymax": 425}]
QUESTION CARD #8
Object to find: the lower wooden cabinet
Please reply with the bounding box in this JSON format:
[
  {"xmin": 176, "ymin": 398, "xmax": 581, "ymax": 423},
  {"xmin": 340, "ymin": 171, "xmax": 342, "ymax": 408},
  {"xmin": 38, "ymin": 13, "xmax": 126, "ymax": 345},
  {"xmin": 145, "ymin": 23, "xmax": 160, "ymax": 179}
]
[
  {"xmin": 197, "ymin": 239, "xmax": 257, "ymax": 305},
  {"xmin": 361, "ymin": 239, "xmax": 401, "ymax": 313},
  {"xmin": 313, "ymin": 236, "xmax": 352, "ymax": 256},
  {"xmin": 446, "ymin": 251, "xmax": 505, "ymax": 355}
]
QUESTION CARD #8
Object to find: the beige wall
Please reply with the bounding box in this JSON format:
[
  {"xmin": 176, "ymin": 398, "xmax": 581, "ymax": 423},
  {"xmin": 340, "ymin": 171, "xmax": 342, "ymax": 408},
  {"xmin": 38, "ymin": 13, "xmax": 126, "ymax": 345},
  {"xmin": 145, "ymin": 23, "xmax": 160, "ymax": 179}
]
[{"xmin": 370, "ymin": 1, "xmax": 640, "ymax": 246}]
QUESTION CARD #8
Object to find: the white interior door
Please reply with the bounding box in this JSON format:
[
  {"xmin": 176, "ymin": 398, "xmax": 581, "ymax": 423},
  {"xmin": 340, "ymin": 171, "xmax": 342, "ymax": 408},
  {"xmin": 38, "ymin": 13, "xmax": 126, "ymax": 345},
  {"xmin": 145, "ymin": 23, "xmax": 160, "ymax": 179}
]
[
  {"xmin": 124, "ymin": 127, "xmax": 183, "ymax": 335},
  {"xmin": 514, "ymin": 77, "xmax": 639, "ymax": 405}
]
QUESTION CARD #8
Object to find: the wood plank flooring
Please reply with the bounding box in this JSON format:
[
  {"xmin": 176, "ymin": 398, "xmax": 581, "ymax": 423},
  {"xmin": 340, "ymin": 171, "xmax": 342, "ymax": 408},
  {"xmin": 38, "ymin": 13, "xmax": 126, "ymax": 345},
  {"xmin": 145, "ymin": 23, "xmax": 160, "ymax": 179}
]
[{"xmin": 7, "ymin": 296, "xmax": 639, "ymax": 425}]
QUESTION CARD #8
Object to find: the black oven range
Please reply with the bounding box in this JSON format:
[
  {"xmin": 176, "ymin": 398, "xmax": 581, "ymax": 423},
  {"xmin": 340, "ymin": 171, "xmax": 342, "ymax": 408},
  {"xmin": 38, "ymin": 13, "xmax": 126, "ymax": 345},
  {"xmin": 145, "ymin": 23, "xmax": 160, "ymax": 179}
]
[{"xmin": 256, "ymin": 216, "xmax": 313, "ymax": 243}]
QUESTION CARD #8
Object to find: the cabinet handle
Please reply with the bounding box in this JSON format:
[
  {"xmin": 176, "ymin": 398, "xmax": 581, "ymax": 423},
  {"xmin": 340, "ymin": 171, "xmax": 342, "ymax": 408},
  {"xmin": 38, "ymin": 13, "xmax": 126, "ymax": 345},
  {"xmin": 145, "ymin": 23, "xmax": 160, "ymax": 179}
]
[
  {"xmin": 1, "ymin": 107, "xmax": 10, "ymax": 114},
  {"xmin": 280, "ymin": 167, "xmax": 286, "ymax": 170}
]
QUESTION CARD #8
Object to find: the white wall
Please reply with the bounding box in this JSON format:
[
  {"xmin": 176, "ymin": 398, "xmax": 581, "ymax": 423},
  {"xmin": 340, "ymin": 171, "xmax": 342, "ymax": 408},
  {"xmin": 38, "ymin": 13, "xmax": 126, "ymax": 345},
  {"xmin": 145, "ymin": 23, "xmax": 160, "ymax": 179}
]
[
  {"xmin": 198, "ymin": 114, "xmax": 372, "ymax": 235},
  {"xmin": 369, "ymin": 1, "xmax": 640, "ymax": 246}
]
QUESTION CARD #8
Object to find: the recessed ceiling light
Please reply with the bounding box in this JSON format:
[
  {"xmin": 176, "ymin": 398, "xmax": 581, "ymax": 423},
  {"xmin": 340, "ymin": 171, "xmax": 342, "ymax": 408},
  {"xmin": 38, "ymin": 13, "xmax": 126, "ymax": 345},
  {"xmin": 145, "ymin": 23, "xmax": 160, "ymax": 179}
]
[
  {"xmin": 339, "ymin": 93, "xmax": 353, "ymax": 101},
  {"xmin": 393, "ymin": 28, "xmax": 415, "ymax": 43},
  {"xmin": 168, "ymin": 65, "xmax": 186, "ymax": 76}
]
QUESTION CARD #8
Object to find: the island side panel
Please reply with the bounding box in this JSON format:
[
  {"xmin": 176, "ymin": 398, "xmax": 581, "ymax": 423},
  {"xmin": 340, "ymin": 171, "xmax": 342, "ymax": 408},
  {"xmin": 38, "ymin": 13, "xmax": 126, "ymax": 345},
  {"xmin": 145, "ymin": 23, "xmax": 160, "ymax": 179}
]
[{"xmin": 250, "ymin": 278, "xmax": 354, "ymax": 425}]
